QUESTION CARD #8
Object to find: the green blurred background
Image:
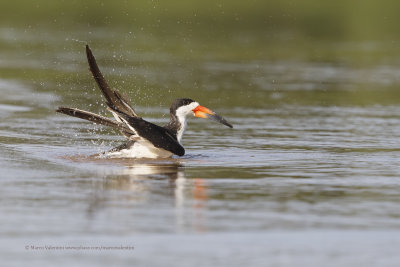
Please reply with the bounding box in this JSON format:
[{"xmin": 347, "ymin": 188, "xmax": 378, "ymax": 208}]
[
  {"xmin": 3, "ymin": 0, "xmax": 400, "ymax": 60},
  {"xmin": 2, "ymin": 0, "xmax": 400, "ymax": 108},
  {"xmin": 3, "ymin": 0, "xmax": 400, "ymax": 41}
]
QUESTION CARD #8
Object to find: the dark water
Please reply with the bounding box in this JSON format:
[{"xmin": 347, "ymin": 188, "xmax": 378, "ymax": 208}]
[{"xmin": 2, "ymin": 3, "xmax": 400, "ymax": 265}]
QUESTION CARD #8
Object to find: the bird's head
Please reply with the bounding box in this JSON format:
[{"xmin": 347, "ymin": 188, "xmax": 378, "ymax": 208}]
[{"xmin": 171, "ymin": 98, "xmax": 233, "ymax": 128}]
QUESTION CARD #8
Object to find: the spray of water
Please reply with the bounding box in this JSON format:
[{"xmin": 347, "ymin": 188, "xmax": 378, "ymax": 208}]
[{"xmin": 65, "ymin": 38, "xmax": 88, "ymax": 45}]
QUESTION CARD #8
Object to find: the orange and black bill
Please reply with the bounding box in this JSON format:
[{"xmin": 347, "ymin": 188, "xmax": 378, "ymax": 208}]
[{"xmin": 193, "ymin": 105, "xmax": 233, "ymax": 128}]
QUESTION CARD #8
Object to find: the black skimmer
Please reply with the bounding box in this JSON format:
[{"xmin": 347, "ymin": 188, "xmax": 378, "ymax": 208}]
[{"xmin": 56, "ymin": 45, "xmax": 232, "ymax": 158}]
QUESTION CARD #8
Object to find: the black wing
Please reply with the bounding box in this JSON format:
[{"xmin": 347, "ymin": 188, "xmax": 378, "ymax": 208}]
[
  {"xmin": 56, "ymin": 107, "xmax": 135, "ymax": 137},
  {"xmin": 86, "ymin": 45, "xmax": 139, "ymax": 118},
  {"xmin": 115, "ymin": 111, "xmax": 185, "ymax": 156}
]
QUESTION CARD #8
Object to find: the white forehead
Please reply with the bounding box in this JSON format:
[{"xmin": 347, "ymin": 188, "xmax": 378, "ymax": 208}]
[{"xmin": 176, "ymin": 101, "xmax": 199, "ymax": 116}]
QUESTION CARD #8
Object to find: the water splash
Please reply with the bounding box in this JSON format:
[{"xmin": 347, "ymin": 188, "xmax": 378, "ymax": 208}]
[{"xmin": 66, "ymin": 38, "xmax": 88, "ymax": 45}]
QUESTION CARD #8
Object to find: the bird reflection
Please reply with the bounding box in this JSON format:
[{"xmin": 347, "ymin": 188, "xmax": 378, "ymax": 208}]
[
  {"xmin": 101, "ymin": 160, "xmax": 182, "ymax": 193},
  {"xmin": 174, "ymin": 174, "xmax": 208, "ymax": 232},
  {"xmin": 84, "ymin": 158, "xmax": 208, "ymax": 232}
]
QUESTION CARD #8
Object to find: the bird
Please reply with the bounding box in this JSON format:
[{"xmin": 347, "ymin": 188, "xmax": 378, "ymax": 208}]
[{"xmin": 56, "ymin": 45, "xmax": 233, "ymax": 158}]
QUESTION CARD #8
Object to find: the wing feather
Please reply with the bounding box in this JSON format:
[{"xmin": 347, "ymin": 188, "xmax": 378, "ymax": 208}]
[
  {"xmin": 86, "ymin": 45, "xmax": 139, "ymax": 118},
  {"xmin": 56, "ymin": 107, "xmax": 135, "ymax": 137}
]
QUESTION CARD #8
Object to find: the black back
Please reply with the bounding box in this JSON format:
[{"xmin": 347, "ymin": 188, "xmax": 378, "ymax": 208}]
[{"xmin": 116, "ymin": 112, "xmax": 185, "ymax": 156}]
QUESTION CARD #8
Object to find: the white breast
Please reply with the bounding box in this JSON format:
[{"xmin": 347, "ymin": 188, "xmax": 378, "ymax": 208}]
[{"xmin": 105, "ymin": 139, "xmax": 173, "ymax": 159}]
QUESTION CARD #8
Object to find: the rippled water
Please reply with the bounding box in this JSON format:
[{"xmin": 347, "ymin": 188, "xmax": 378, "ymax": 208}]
[{"xmin": 2, "ymin": 23, "xmax": 400, "ymax": 266}]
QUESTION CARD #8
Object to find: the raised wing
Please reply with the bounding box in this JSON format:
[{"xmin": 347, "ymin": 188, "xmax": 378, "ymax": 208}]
[{"xmin": 86, "ymin": 45, "xmax": 140, "ymax": 118}]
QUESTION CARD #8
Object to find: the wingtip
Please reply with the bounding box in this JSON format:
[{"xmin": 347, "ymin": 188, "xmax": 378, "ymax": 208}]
[
  {"xmin": 85, "ymin": 44, "xmax": 92, "ymax": 58},
  {"xmin": 56, "ymin": 106, "xmax": 71, "ymax": 115}
]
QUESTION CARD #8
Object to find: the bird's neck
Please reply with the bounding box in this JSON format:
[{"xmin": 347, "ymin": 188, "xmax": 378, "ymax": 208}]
[{"xmin": 166, "ymin": 113, "xmax": 187, "ymax": 144}]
